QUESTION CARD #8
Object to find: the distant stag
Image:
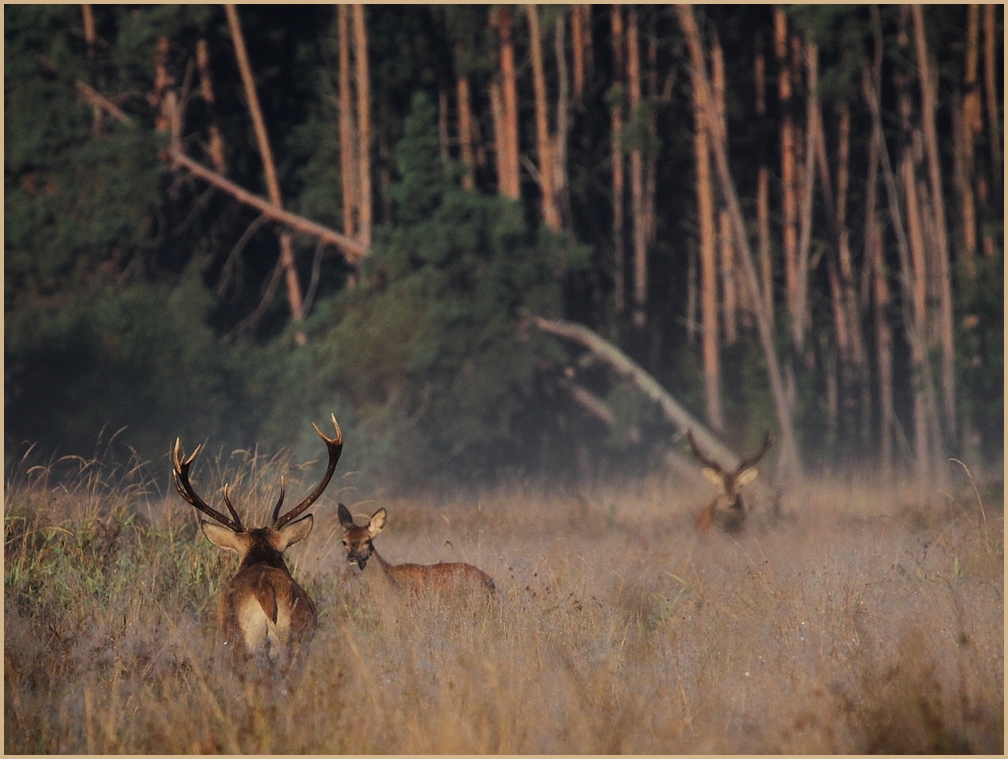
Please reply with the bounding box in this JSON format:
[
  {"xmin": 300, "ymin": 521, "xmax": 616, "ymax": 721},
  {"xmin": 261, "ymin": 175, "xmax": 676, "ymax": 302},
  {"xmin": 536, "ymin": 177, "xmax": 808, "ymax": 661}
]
[
  {"xmin": 173, "ymin": 415, "xmax": 343, "ymax": 667},
  {"xmin": 686, "ymin": 430, "xmax": 774, "ymax": 533},
  {"xmin": 337, "ymin": 504, "xmax": 496, "ymax": 595}
]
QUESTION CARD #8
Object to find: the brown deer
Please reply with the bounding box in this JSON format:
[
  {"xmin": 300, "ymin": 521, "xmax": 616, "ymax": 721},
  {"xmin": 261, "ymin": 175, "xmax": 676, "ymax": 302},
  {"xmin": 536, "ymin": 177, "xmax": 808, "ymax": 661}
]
[
  {"xmin": 686, "ymin": 429, "xmax": 774, "ymax": 533},
  {"xmin": 173, "ymin": 414, "xmax": 343, "ymax": 667},
  {"xmin": 337, "ymin": 504, "xmax": 496, "ymax": 596}
]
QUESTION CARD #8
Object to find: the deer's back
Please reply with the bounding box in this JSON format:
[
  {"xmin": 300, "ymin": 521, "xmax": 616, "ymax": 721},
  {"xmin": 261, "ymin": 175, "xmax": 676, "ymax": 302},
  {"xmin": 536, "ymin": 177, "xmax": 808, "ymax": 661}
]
[{"xmin": 218, "ymin": 564, "xmax": 317, "ymax": 659}]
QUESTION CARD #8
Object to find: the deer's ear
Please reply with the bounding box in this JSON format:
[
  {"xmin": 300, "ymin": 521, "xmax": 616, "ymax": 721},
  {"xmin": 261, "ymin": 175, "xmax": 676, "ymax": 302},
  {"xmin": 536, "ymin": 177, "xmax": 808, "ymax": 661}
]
[
  {"xmin": 338, "ymin": 503, "xmax": 355, "ymax": 528},
  {"xmin": 736, "ymin": 467, "xmax": 759, "ymax": 486},
  {"xmin": 200, "ymin": 521, "xmax": 245, "ymax": 555},
  {"xmin": 367, "ymin": 508, "xmax": 387, "ymax": 537},
  {"xmin": 277, "ymin": 514, "xmax": 313, "ymax": 550},
  {"xmin": 701, "ymin": 467, "xmax": 723, "ymax": 486}
]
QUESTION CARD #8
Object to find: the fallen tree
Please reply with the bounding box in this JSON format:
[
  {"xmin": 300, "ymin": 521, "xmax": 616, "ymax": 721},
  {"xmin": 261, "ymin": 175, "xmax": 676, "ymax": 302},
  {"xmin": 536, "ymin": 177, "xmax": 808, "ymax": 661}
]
[{"xmin": 533, "ymin": 315, "xmax": 780, "ymax": 474}]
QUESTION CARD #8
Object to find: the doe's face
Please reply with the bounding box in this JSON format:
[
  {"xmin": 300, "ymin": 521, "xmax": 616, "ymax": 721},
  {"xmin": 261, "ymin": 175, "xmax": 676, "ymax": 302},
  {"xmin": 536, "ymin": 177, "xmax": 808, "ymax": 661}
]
[{"xmin": 337, "ymin": 504, "xmax": 386, "ymax": 569}]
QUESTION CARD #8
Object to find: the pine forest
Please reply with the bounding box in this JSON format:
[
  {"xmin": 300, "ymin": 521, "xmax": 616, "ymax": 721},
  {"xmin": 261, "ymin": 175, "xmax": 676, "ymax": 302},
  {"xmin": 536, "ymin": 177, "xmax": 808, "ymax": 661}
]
[{"xmin": 5, "ymin": 5, "xmax": 1004, "ymax": 490}]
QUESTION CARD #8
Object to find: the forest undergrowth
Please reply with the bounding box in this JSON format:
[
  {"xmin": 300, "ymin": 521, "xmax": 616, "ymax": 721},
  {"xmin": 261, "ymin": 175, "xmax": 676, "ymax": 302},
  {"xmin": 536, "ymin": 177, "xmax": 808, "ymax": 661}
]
[{"xmin": 4, "ymin": 446, "xmax": 1003, "ymax": 753}]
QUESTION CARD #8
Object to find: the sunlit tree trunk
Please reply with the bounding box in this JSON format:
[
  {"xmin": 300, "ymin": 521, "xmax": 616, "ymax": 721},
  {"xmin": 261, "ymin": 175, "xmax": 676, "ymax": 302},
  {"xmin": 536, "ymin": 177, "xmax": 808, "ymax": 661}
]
[
  {"xmin": 983, "ymin": 3, "xmax": 1002, "ymax": 216},
  {"xmin": 438, "ymin": 87, "xmax": 450, "ymax": 168},
  {"xmin": 570, "ymin": 4, "xmax": 586, "ymax": 101},
  {"xmin": 527, "ymin": 5, "xmax": 560, "ymax": 231},
  {"xmin": 754, "ymin": 32, "xmax": 774, "ymax": 329},
  {"xmin": 337, "ymin": 5, "xmax": 358, "ymax": 240},
  {"xmin": 225, "ymin": 4, "xmax": 306, "ymax": 343},
  {"xmin": 627, "ymin": 9, "xmax": 647, "ymax": 333},
  {"xmin": 352, "ymin": 4, "xmax": 372, "ymax": 248},
  {"xmin": 958, "ymin": 4, "xmax": 981, "ymax": 277},
  {"xmin": 677, "ymin": 5, "xmax": 801, "ymax": 477},
  {"xmin": 81, "ymin": 5, "xmax": 102, "ymax": 136},
  {"xmin": 866, "ymin": 6, "xmax": 894, "ymax": 474},
  {"xmin": 457, "ymin": 70, "xmax": 476, "ymax": 191},
  {"xmin": 912, "ymin": 5, "xmax": 956, "ymax": 444},
  {"xmin": 711, "ymin": 30, "xmax": 736, "ymax": 346},
  {"xmin": 196, "ymin": 38, "xmax": 227, "ymax": 174},
  {"xmin": 775, "ymin": 8, "xmax": 798, "ymax": 355},
  {"xmin": 690, "ymin": 29, "xmax": 721, "ymax": 430},
  {"xmin": 610, "ymin": 6, "xmax": 626, "ymax": 319},
  {"xmin": 554, "ymin": 12, "xmax": 572, "ymax": 228},
  {"xmin": 495, "ymin": 7, "xmax": 520, "ymax": 200}
]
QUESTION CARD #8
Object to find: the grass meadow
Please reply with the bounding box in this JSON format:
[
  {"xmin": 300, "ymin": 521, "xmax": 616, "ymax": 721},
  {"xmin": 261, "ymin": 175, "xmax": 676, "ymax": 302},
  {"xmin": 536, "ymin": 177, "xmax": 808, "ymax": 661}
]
[{"xmin": 4, "ymin": 443, "xmax": 1004, "ymax": 753}]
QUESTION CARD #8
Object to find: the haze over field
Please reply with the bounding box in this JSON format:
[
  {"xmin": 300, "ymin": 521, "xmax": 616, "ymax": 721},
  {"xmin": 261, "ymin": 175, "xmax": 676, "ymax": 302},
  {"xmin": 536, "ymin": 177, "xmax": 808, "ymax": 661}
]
[{"xmin": 4, "ymin": 448, "xmax": 1002, "ymax": 753}]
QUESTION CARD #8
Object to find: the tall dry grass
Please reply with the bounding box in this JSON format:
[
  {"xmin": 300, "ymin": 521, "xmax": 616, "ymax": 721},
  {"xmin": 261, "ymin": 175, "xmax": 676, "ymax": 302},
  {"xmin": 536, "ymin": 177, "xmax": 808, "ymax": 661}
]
[{"xmin": 5, "ymin": 446, "xmax": 1003, "ymax": 753}]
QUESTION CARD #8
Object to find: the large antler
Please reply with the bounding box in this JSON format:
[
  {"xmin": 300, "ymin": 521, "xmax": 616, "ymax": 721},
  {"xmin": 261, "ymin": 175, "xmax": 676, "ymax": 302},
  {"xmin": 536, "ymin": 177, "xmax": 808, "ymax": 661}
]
[
  {"xmin": 173, "ymin": 438, "xmax": 244, "ymax": 531},
  {"xmin": 735, "ymin": 431, "xmax": 775, "ymax": 473},
  {"xmin": 686, "ymin": 429, "xmax": 725, "ymax": 474},
  {"xmin": 272, "ymin": 414, "xmax": 343, "ymax": 530}
]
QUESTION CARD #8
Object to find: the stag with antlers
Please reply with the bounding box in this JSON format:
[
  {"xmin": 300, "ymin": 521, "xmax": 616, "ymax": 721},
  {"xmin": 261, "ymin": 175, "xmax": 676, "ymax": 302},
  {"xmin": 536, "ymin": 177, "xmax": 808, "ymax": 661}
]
[
  {"xmin": 173, "ymin": 415, "xmax": 343, "ymax": 668},
  {"xmin": 686, "ymin": 429, "xmax": 774, "ymax": 533}
]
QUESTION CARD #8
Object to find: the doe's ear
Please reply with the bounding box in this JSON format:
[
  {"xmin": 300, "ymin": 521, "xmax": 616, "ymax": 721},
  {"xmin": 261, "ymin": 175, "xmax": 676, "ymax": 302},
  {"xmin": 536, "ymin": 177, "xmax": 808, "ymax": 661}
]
[
  {"xmin": 277, "ymin": 514, "xmax": 313, "ymax": 550},
  {"xmin": 736, "ymin": 467, "xmax": 759, "ymax": 486},
  {"xmin": 367, "ymin": 508, "xmax": 387, "ymax": 537},
  {"xmin": 337, "ymin": 503, "xmax": 355, "ymax": 529},
  {"xmin": 200, "ymin": 521, "xmax": 245, "ymax": 555}
]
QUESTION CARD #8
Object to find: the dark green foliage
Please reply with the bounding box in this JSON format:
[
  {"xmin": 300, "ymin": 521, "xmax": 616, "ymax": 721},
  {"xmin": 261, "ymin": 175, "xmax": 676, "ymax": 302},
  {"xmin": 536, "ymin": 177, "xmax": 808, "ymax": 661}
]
[{"xmin": 305, "ymin": 94, "xmax": 574, "ymax": 485}]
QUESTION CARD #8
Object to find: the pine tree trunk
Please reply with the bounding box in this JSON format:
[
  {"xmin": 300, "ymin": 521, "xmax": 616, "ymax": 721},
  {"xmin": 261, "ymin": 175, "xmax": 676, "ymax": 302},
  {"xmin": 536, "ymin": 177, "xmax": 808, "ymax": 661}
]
[
  {"xmin": 912, "ymin": 5, "xmax": 956, "ymax": 444},
  {"xmin": 691, "ymin": 32, "xmax": 722, "ymax": 430},
  {"xmin": 775, "ymin": 8, "xmax": 799, "ymax": 356},
  {"xmin": 225, "ymin": 4, "xmax": 306, "ymax": 342},
  {"xmin": 610, "ymin": 6, "xmax": 626, "ymax": 319},
  {"xmin": 677, "ymin": 5, "xmax": 800, "ymax": 475},
  {"xmin": 496, "ymin": 7, "xmax": 521, "ymax": 200},
  {"xmin": 712, "ymin": 29, "xmax": 736, "ymax": 348},
  {"xmin": 527, "ymin": 5, "xmax": 560, "ymax": 230},
  {"xmin": 554, "ymin": 12, "xmax": 572, "ymax": 228},
  {"xmin": 754, "ymin": 32, "xmax": 774, "ymax": 329},
  {"xmin": 959, "ymin": 4, "xmax": 981, "ymax": 276},
  {"xmin": 457, "ymin": 73, "xmax": 476, "ymax": 191},
  {"xmin": 571, "ymin": 4, "xmax": 586, "ymax": 101},
  {"xmin": 352, "ymin": 4, "xmax": 372, "ymax": 248},
  {"xmin": 337, "ymin": 5, "xmax": 358, "ymax": 240},
  {"xmin": 81, "ymin": 5, "xmax": 102, "ymax": 136},
  {"xmin": 983, "ymin": 3, "xmax": 1002, "ymax": 213},
  {"xmin": 627, "ymin": 9, "xmax": 647, "ymax": 333},
  {"xmin": 196, "ymin": 38, "xmax": 227, "ymax": 174},
  {"xmin": 438, "ymin": 87, "xmax": 450, "ymax": 169}
]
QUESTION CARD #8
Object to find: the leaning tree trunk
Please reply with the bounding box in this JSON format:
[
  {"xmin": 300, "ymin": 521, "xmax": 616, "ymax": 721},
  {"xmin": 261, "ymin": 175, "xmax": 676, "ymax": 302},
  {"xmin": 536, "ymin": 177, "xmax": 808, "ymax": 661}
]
[
  {"xmin": 225, "ymin": 4, "xmax": 306, "ymax": 344},
  {"xmin": 677, "ymin": 5, "xmax": 801, "ymax": 478},
  {"xmin": 754, "ymin": 31, "xmax": 774, "ymax": 329}
]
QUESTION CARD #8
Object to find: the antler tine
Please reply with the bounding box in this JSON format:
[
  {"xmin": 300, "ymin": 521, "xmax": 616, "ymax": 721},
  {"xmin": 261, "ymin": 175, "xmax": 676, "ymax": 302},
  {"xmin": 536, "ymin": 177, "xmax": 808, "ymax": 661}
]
[
  {"xmin": 685, "ymin": 429, "xmax": 724, "ymax": 474},
  {"xmin": 270, "ymin": 476, "xmax": 287, "ymax": 524},
  {"xmin": 273, "ymin": 414, "xmax": 344, "ymax": 530},
  {"xmin": 173, "ymin": 438, "xmax": 242, "ymax": 531},
  {"xmin": 734, "ymin": 431, "xmax": 775, "ymax": 473},
  {"xmin": 221, "ymin": 483, "xmax": 245, "ymax": 532}
]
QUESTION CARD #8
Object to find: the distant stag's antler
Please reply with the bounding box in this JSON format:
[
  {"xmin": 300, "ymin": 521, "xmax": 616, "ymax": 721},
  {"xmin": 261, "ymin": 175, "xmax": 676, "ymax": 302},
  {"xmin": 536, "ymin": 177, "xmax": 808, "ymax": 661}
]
[
  {"xmin": 735, "ymin": 431, "xmax": 775, "ymax": 473},
  {"xmin": 686, "ymin": 429, "xmax": 774, "ymax": 476},
  {"xmin": 272, "ymin": 414, "xmax": 343, "ymax": 530},
  {"xmin": 173, "ymin": 438, "xmax": 245, "ymax": 531}
]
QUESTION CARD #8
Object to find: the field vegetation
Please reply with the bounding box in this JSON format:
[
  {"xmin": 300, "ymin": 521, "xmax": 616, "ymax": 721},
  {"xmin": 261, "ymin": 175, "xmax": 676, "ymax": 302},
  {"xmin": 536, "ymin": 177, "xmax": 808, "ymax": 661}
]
[{"xmin": 4, "ymin": 445, "xmax": 1003, "ymax": 753}]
